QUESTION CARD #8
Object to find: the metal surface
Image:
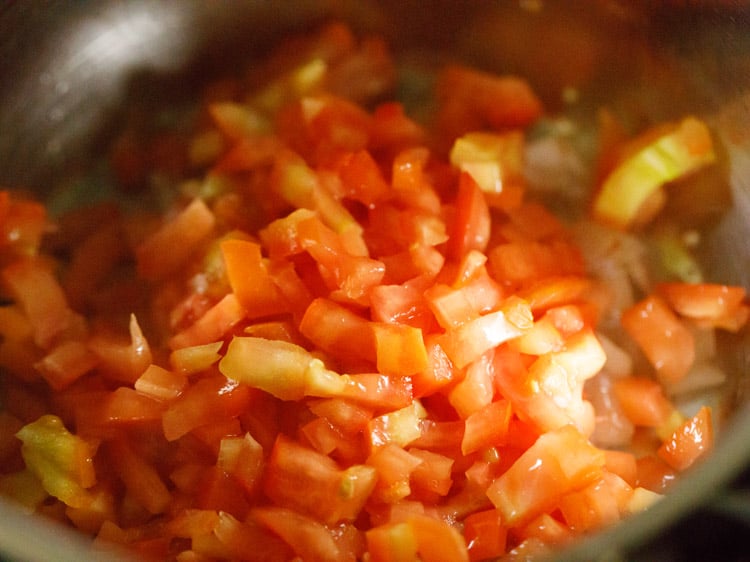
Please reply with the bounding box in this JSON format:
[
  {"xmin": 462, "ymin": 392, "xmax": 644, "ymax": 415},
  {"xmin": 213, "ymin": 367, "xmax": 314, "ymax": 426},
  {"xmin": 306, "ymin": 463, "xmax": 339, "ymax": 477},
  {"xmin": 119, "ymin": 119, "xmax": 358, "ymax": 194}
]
[{"xmin": 1, "ymin": 1, "xmax": 750, "ymax": 560}]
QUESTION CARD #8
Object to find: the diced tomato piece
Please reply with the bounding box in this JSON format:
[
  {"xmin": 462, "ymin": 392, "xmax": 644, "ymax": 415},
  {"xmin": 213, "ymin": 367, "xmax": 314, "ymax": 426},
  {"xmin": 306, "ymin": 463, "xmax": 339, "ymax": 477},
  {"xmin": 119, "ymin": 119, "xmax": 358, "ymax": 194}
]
[
  {"xmin": 411, "ymin": 419, "xmax": 464, "ymax": 452},
  {"xmin": 516, "ymin": 514, "xmax": 574, "ymax": 549},
  {"xmin": 299, "ymin": 298, "xmax": 376, "ymax": 365},
  {"xmin": 297, "ymin": 214, "xmax": 385, "ymax": 302},
  {"xmin": 449, "ymin": 351, "xmax": 495, "ymax": 419},
  {"xmin": 252, "ymin": 506, "xmax": 349, "ymax": 562},
  {"xmin": 368, "ymin": 400, "xmax": 426, "ymax": 450},
  {"xmin": 370, "ymin": 102, "xmax": 426, "ymax": 153},
  {"xmin": 519, "ymin": 276, "xmax": 591, "ymax": 314},
  {"xmin": 373, "ymin": 322, "xmax": 429, "ymax": 377},
  {"xmin": 107, "ymin": 438, "xmax": 171, "ymax": 515},
  {"xmin": 266, "ymin": 262, "xmax": 315, "ymax": 322},
  {"xmin": 168, "ymin": 294, "xmax": 246, "ymax": 350},
  {"xmin": 658, "ymin": 406, "xmax": 713, "ymax": 471},
  {"xmin": 558, "ymin": 471, "xmax": 632, "ymax": 532},
  {"xmin": 221, "ymin": 238, "xmax": 289, "ymax": 319},
  {"xmin": 162, "ymin": 375, "xmax": 252, "ymax": 441},
  {"xmin": 436, "ymin": 64, "xmax": 542, "ymax": 141},
  {"xmin": 338, "ymin": 373, "xmax": 414, "ymax": 411},
  {"xmin": 448, "ymin": 172, "xmax": 491, "ymax": 260},
  {"xmin": 92, "ymin": 387, "xmax": 166, "ymax": 428},
  {"xmin": 409, "ymin": 448, "xmax": 454, "ymax": 498},
  {"xmin": 604, "ymin": 450, "xmax": 638, "ymax": 488},
  {"xmin": 425, "ymin": 283, "xmax": 481, "ymax": 330},
  {"xmin": 635, "ymin": 454, "xmax": 677, "ymax": 493},
  {"xmin": 222, "ymin": 336, "xmax": 356, "ymax": 402},
  {"xmin": 136, "ymin": 198, "xmax": 216, "ymax": 280},
  {"xmin": 486, "ymin": 425, "xmax": 605, "ymax": 526},
  {"xmin": 370, "ymin": 282, "xmax": 435, "ymax": 331},
  {"xmin": 302, "ymin": 416, "xmax": 353, "ymax": 457},
  {"xmin": 264, "ymin": 435, "xmax": 376, "ymax": 525},
  {"xmin": 463, "ymin": 508, "xmax": 507, "ymax": 561},
  {"xmin": 621, "ymin": 295, "xmax": 695, "ymax": 384},
  {"xmin": 34, "ymin": 340, "xmax": 99, "ymax": 391},
  {"xmin": 1, "ymin": 257, "xmax": 84, "ymax": 349},
  {"xmin": 488, "ymin": 240, "xmax": 584, "ymax": 287},
  {"xmin": 407, "ymin": 514, "xmax": 469, "ymax": 562},
  {"xmin": 168, "ymin": 341, "xmax": 223, "ymax": 375},
  {"xmin": 196, "ymin": 466, "xmax": 250, "ymax": 519},
  {"xmin": 366, "ymin": 521, "xmax": 419, "ymax": 562},
  {"xmin": 213, "ymin": 511, "xmax": 296, "ymax": 561},
  {"xmin": 367, "ymin": 443, "xmax": 423, "ymax": 503},
  {"xmin": 309, "ymin": 398, "xmax": 374, "ymax": 432},
  {"xmin": 335, "ymin": 149, "xmax": 391, "ymax": 206},
  {"xmin": 613, "ymin": 376, "xmax": 675, "ymax": 428},
  {"xmin": 657, "ymin": 282, "xmax": 749, "ymax": 332},
  {"xmin": 512, "ymin": 315, "xmax": 564, "ymax": 356},
  {"xmin": 439, "ymin": 297, "xmax": 532, "ymax": 369},
  {"xmin": 517, "ymin": 329, "xmax": 605, "ymax": 436},
  {"xmin": 462, "ymin": 399, "xmax": 512, "ymax": 456},
  {"xmin": 88, "ymin": 314, "xmax": 152, "ymax": 384},
  {"xmin": 410, "ymin": 336, "xmax": 457, "ymax": 399}
]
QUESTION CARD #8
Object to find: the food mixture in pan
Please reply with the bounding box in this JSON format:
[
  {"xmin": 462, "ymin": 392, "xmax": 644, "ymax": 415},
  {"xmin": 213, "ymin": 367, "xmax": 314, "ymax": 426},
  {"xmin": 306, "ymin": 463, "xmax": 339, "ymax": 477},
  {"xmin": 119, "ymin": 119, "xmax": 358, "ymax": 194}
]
[{"xmin": 0, "ymin": 23, "xmax": 746, "ymax": 562}]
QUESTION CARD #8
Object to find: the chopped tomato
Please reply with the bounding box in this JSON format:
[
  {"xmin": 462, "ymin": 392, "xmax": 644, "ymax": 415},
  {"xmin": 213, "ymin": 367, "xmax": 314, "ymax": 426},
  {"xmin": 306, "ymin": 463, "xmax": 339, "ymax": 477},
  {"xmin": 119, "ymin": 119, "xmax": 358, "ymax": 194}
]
[
  {"xmin": 161, "ymin": 375, "xmax": 252, "ymax": 441},
  {"xmin": 658, "ymin": 406, "xmax": 713, "ymax": 471},
  {"xmin": 486, "ymin": 425, "xmax": 605, "ymax": 526},
  {"xmin": 0, "ymin": 22, "xmax": 737, "ymax": 562},
  {"xmin": 447, "ymin": 172, "xmax": 491, "ymax": 260},
  {"xmin": 135, "ymin": 198, "xmax": 216, "ymax": 280},
  {"xmin": 613, "ymin": 376, "xmax": 676, "ymax": 428},
  {"xmin": 463, "ymin": 508, "xmax": 508, "ymax": 561},
  {"xmin": 621, "ymin": 295, "xmax": 695, "ymax": 384},
  {"xmin": 220, "ymin": 238, "xmax": 289, "ymax": 319},
  {"xmin": 1, "ymin": 257, "xmax": 84, "ymax": 349},
  {"xmin": 656, "ymin": 282, "xmax": 749, "ymax": 332},
  {"xmin": 264, "ymin": 435, "xmax": 376, "ymax": 525}
]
